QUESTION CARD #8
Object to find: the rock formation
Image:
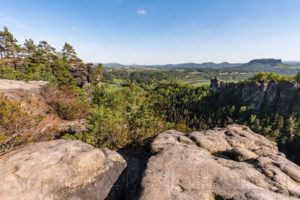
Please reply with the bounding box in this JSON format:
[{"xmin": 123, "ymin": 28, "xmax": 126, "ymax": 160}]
[
  {"xmin": 210, "ymin": 79, "xmax": 300, "ymax": 116},
  {"xmin": 0, "ymin": 79, "xmax": 48, "ymax": 95},
  {"xmin": 139, "ymin": 125, "xmax": 300, "ymax": 200},
  {"xmin": 0, "ymin": 140, "xmax": 126, "ymax": 200},
  {"xmin": 1, "ymin": 58, "xmax": 95, "ymax": 87},
  {"xmin": 69, "ymin": 60, "xmax": 95, "ymax": 87}
]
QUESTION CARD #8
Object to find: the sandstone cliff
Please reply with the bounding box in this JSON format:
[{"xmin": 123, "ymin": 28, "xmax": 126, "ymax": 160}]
[
  {"xmin": 210, "ymin": 79, "xmax": 300, "ymax": 116},
  {"xmin": 2, "ymin": 58, "xmax": 94, "ymax": 87},
  {"xmin": 69, "ymin": 60, "xmax": 95, "ymax": 87}
]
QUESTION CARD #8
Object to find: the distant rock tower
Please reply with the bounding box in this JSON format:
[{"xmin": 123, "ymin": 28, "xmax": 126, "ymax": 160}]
[{"xmin": 210, "ymin": 77, "xmax": 220, "ymax": 93}]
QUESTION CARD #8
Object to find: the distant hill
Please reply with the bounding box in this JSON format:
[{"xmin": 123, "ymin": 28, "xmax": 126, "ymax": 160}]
[
  {"xmin": 230, "ymin": 59, "xmax": 300, "ymax": 75},
  {"xmin": 249, "ymin": 58, "xmax": 282, "ymax": 66},
  {"xmin": 284, "ymin": 61, "xmax": 300, "ymax": 67},
  {"xmin": 103, "ymin": 58, "xmax": 300, "ymax": 75},
  {"xmin": 102, "ymin": 62, "xmax": 240, "ymax": 69},
  {"xmin": 102, "ymin": 63, "xmax": 127, "ymax": 68}
]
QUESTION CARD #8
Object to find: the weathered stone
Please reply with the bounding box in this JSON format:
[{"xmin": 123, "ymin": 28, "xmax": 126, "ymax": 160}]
[
  {"xmin": 242, "ymin": 81, "xmax": 268, "ymax": 111},
  {"xmin": 224, "ymin": 147, "xmax": 258, "ymax": 161},
  {"xmin": 69, "ymin": 60, "xmax": 94, "ymax": 87},
  {"xmin": 277, "ymin": 81, "xmax": 296, "ymax": 115},
  {"xmin": 264, "ymin": 80, "xmax": 278, "ymax": 104},
  {"xmin": 0, "ymin": 79, "xmax": 47, "ymax": 96},
  {"xmin": 210, "ymin": 79, "xmax": 300, "ymax": 116},
  {"xmin": 139, "ymin": 124, "xmax": 300, "ymax": 200},
  {"xmin": 0, "ymin": 140, "xmax": 126, "ymax": 200}
]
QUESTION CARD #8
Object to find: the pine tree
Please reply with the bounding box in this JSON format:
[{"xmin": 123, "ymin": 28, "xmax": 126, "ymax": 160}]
[
  {"xmin": 62, "ymin": 42, "xmax": 78, "ymax": 61},
  {"xmin": 23, "ymin": 39, "xmax": 36, "ymax": 56}
]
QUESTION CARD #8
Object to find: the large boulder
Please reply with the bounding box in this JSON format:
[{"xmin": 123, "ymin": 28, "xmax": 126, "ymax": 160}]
[
  {"xmin": 139, "ymin": 125, "xmax": 300, "ymax": 200},
  {"xmin": 0, "ymin": 140, "xmax": 126, "ymax": 200},
  {"xmin": 0, "ymin": 79, "xmax": 47, "ymax": 99}
]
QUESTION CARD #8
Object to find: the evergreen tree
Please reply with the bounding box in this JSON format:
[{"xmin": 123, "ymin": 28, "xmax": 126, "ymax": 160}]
[
  {"xmin": 3, "ymin": 27, "xmax": 20, "ymax": 58},
  {"xmin": 23, "ymin": 39, "xmax": 37, "ymax": 56},
  {"xmin": 62, "ymin": 42, "xmax": 78, "ymax": 61},
  {"xmin": 51, "ymin": 59, "xmax": 75, "ymax": 86}
]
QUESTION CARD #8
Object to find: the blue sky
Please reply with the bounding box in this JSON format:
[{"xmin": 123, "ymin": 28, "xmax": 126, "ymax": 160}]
[{"xmin": 1, "ymin": 0, "xmax": 300, "ymax": 64}]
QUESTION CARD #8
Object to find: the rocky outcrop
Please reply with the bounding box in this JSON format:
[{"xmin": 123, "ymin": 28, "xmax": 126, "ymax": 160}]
[
  {"xmin": 0, "ymin": 79, "xmax": 47, "ymax": 90},
  {"xmin": 210, "ymin": 79, "xmax": 300, "ymax": 116},
  {"xmin": 0, "ymin": 140, "xmax": 126, "ymax": 200},
  {"xmin": 139, "ymin": 125, "xmax": 300, "ymax": 200},
  {"xmin": 241, "ymin": 81, "xmax": 268, "ymax": 110},
  {"xmin": 1, "ymin": 58, "xmax": 95, "ymax": 87},
  {"xmin": 69, "ymin": 60, "xmax": 95, "ymax": 87}
]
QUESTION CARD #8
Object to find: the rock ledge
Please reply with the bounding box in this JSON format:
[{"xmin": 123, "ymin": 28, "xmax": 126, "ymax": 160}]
[{"xmin": 140, "ymin": 124, "xmax": 300, "ymax": 200}]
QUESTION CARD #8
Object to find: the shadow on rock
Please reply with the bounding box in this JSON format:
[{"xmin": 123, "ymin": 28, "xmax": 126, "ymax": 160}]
[{"xmin": 105, "ymin": 137, "xmax": 154, "ymax": 200}]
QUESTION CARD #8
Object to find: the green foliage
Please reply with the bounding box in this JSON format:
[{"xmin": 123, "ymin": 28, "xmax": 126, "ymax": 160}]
[
  {"xmin": 251, "ymin": 72, "xmax": 292, "ymax": 81},
  {"xmin": 0, "ymin": 95, "xmax": 22, "ymax": 130},
  {"xmin": 91, "ymin": 64, "xmax": 103, "ymax": 86},
  {"xmin": 0, "ymin": 95, "xmax": 39, "ymax": 148},
  {"xmin": 51, "ymin": 59, "xmax": 75, "ymax": 86},
  {"xmin": 73, "ymin": 83, "xmax": 166, "ymax": 149},
  {"xmin": 62, "ymin": 42, "xmax": 78, "ymax": 61},
  {"xmin": 0, "ymin": 66, "xmax": 23, "ymax": 79},
  {"xmin": 23, "ymin": 63, "xmax": 56, "ymax": 82},
  {"xmin": 79, "ymin": 106, "xmax": 130, "ymax": 149},
  {"xmin": 294, "ymin": 72, "xmax": 300, "ymax": 82},
  {"xmin": 23, "ymin": 39, "xmax": 36, "ymax": 55},
  {"xmin": 0, "ymin": 26, "xmax": 77, "ymax": 87},
  {"xmin": 0, "ymin": 26, "xmax": 21, "ymax": 60}
]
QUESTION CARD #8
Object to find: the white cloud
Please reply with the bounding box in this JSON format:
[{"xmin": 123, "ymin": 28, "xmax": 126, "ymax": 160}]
[
  {"xmin": 137, "ymin": 8, "xmax": 146, "ymax": 15},
  {"xmin": 0, "ymin": 14, "xmax": 33, "ymax": 32}
]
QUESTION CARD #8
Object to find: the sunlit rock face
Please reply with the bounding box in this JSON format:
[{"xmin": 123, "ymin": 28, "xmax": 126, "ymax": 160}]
[
  {"xmin": 139, "ymin": 125, "xmax": 300, "ymax": 200},
  {"xmin": 69, "ymin": 60, "xmax": 94, "ymax": 87},
  {"xmin": 0, "ymin": 140, "xmax": 126, "ymax": 200},
  {"xmin": 211, "ymin": 79, "xmax": 300, "ymax": 116}
]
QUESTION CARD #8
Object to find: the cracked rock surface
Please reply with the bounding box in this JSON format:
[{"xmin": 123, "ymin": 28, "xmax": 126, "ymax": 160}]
[{"xmin": 139, "ymin": 124, "xmax": 300, "ymax": 200}]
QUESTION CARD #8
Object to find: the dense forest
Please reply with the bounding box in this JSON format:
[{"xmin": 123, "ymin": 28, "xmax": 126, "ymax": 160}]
[{"xmin": 1, "ymin": 26, "xmax": 300, "ymax": 164}]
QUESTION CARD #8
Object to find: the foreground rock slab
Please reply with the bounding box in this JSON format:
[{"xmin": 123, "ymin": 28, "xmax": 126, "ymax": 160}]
[
  {"xmin": 0, "ymin": 140, "xmax": 126, "ymax": 200},
  {"xmin": 140, "ymin": 124, "xmax": 300, "ymax": 200},
  {"xmin": 0, "ymin": 79, "xmax": 47, "ymax": 91}
]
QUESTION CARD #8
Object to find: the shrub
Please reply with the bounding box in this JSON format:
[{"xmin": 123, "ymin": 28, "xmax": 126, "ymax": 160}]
[
  {"xmin": 294, "ymin": 72, "xmax": 300, "ymax": 83},
  {"xmin": 0, "ymin": 66, "xmax": 23, "ymax": 79},
  {"xmin": 24, "ymin": 63, "xmax": 56, "ymax": 82},
  {"xmin": 0, "ymin": 95, "xmax": 38, "ymax": 153},
  {"xmin": 251, "ymin": 72, "xmax": 292, "ymax": 81},
  {"xmin": 41, "ymin": 85, "xmax": 90, "ymax": 120}
]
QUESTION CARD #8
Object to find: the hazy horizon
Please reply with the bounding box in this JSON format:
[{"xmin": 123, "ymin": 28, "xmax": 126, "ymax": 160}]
[{"xmin": 1, "ymin": 0, "xmax": 300, "ymax": 64}]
